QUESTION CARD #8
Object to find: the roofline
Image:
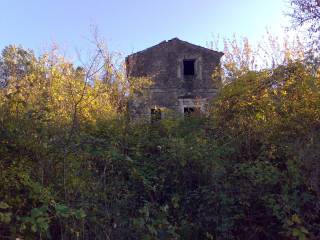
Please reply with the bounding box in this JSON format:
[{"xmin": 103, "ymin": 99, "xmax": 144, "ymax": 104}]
[
  {"xmin": 126, "ymin": 37, "xmax": 224, "ymax": 59},
  {"xmin": 175, "ymin": 38, "xmax": 224, "ymax": 57}
]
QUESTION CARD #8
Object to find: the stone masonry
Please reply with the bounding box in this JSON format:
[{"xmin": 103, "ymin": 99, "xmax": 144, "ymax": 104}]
[{"xmin": 125, "ymin": 38, "xmax": 223, "ymax": 120}]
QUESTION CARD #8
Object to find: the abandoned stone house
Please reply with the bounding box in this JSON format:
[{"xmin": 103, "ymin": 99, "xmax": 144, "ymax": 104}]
[{"xmin": 125, "ymin": 38, "xmax": 223, "ymax": 121}]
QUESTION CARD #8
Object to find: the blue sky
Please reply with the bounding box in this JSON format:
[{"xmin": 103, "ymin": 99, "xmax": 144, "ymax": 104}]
[{"xmin": 0, "ymin": 0, "xmax": 290, "ymax": 58}]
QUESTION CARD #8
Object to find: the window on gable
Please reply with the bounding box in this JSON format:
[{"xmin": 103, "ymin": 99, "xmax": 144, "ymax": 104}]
[
  {"xmin": 183, "ymin": 59, "xmax": 195, "ymax": 76},
  {"xmin": 151, "ymin": 108, "xmax": 161, "ymax": 123}
]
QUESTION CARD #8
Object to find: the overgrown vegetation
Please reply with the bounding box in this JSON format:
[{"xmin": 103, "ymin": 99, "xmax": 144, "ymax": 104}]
[{"xmin": 1, "ymin": 17, "xmax": 320, "ymax": 240}]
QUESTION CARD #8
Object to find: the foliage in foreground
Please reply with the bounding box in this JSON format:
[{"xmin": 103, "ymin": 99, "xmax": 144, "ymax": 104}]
[{"xmin": 0, "ymin": 44, "xmax": 319, "ymax": 240}]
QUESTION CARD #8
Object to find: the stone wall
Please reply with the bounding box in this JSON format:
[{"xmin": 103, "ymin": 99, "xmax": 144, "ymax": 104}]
[{"xmin": 126, "ymin": 38, "xmax": 223, "ymax": 119}]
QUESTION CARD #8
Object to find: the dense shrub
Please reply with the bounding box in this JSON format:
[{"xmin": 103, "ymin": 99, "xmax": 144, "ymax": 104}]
[{"xmin": 0, "ymin": 45, "xmax": 319, "ymax": 239}]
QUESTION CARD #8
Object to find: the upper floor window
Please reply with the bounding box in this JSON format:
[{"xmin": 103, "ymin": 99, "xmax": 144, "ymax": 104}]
[{"xmin": 183, "ymin": 59, "xmax": 195, "ymax": 76}]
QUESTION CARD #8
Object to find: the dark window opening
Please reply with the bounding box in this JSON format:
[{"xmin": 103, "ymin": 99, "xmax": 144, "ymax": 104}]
[
  {"xmin": 183, "ymin": 59, "xmax": 195, "ymax": 76},
  {"xmin": 184, "ymin": 107, "xmax": 200, "ymax": 117},
  {"xmin": 151, "ymin": 108, "xmax": 161, "ymax": 123}
]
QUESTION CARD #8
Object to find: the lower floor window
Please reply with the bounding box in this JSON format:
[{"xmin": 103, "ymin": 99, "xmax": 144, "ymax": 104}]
[
  {"xmin": 184, "ymin": 107, "xmax": 200, "ymax": 117},
  {"xmin": 151, "ymin": 108, "xmax": 161, "ymax": 122}
]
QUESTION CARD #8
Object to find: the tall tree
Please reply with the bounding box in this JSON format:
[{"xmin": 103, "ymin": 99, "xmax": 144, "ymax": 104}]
[
  {"xmin": 289, "ymin": 0, "xmax": 320, "ymax": 66},
  {"xmin": 290, "ymin": 0, "xmax": 320, "ymax": 34},
  {"xmin": 0, "ymin": 45, "xmax": 36, "ymax": 87}
]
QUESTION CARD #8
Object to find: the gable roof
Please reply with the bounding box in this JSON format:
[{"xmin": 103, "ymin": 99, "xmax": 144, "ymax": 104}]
[{"xmin": 126, "ymin": 37, "xmax": 224, "ymax": 59}]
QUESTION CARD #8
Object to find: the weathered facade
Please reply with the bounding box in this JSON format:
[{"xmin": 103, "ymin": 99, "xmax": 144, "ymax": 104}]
[{"xmin": 125, "ymin": 38, "xmax": 223, "ymax": 120}]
